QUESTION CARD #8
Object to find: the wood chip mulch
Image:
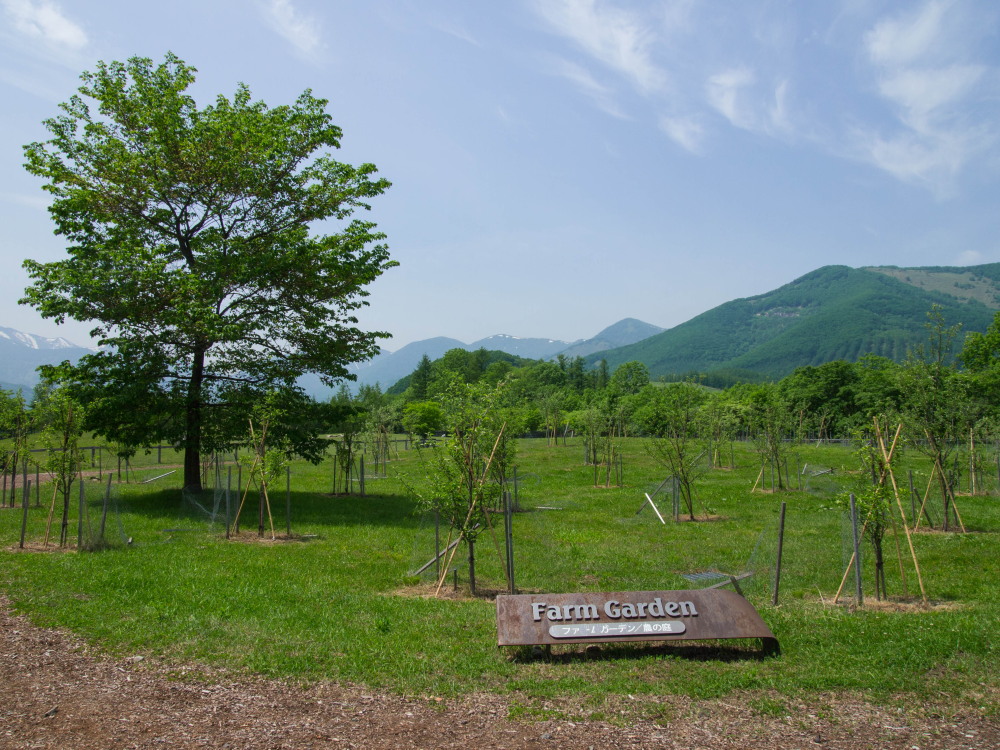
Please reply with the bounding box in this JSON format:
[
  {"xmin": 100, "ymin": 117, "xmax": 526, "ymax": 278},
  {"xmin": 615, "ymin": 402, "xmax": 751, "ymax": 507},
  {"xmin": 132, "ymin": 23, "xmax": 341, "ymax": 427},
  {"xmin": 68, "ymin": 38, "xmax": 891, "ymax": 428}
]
[{"xmin": 1, "ymin": 596, "xmax": 996, "ymax": 749}]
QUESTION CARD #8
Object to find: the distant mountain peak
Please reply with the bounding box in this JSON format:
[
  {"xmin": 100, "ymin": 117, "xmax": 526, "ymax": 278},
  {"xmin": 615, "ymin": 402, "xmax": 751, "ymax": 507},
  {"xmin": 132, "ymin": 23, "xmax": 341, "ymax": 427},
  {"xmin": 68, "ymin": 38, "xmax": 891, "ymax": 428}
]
[
  {"xmin": 0, "ymin": 325, "xmax": 94, "ymax": 393},
  {"xmin": 0, "ymin": 326, "xmax": 83, "ymax": 351},
  {"xmin": 557, "ymin": 318, "xmax": 665, "ymax": 359}
]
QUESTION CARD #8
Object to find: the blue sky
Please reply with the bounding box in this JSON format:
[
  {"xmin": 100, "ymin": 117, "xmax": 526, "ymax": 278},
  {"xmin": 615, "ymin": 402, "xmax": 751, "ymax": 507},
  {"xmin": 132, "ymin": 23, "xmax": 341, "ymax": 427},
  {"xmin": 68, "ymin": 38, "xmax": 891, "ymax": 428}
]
[{"xmin": 2, "ymin": 0, "xmax": 999, "ymax": 352}]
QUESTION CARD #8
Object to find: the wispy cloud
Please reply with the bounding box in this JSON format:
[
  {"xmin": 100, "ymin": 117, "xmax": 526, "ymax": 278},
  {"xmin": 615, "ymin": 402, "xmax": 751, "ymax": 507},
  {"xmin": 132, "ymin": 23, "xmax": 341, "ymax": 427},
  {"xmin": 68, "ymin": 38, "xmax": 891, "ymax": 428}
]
[
  {"xmin": 547, "ymin": 56, "xmax": 628, "ymax": 118},
  {"xmin": 857, "ymin": 0, "xmax": 995, "ymax": 192},
  {"xmin": 659, "ymin": 114, "xmax": 703, "ymax": 153},
  {"xmin": 532, "ymin": 0, "xmax": 666, "ymax": 95},
  {"xmin": 260, "ymin": 0, "xmax": 323, "ymax": 62},
  {"xmin": 865, "ymin": 0, "xmax": 955, "ymax": 68},
  {"xmin": 1, "ymin": 0, "xmax": 87, "ymax": 50},
  {"xmin": 769, "ymin": 80, "xmax": 792, "ymax": 134},
  {"xmin": 527, "ymin": 0, "xmax": 999, "ymax": 193},
  {"xmin": 430, "ymin": 19, "xmax": 481, "ymax": 47},
  {"xmin": 858, "ymin": 128, "xmax": 975, "ymax": 194},
  {"xmin": 706, "ymin": 67, "xmax": 755, "ymax": 130},
  {"xmin": 0, "ymin": 0, "xmax": 89, "ymax": 99},
  {"xmin": 0, "ymin": 191, "xmax": 51, "ymax": 211},
  {"xmin": 877, "ymin": 64, "xmax": 984, "ymax": 133},
  {"xmin": 530, "ymin": 1, "xmax": 795, "ymax": 147}
]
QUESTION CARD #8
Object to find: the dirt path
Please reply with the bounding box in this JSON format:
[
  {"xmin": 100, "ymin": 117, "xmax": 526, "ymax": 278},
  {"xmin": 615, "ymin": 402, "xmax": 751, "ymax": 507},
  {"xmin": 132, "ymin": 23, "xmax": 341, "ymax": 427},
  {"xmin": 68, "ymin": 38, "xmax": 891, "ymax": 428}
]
[{"xmin": 1, "ymin": 596, "xmax": 996, "ymax": 749}]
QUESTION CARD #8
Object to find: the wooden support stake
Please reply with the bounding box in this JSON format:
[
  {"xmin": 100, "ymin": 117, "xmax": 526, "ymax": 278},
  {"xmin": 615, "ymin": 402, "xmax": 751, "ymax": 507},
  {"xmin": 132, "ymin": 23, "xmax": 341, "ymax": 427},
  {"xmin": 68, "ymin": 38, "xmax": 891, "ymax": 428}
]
[
  {"xmin": 932, "ymin": 452, "xmax": 967, "ymax": 533},
  {"xmin": 913, "ymin": 471, "xmax": 936, "ymax": 531},
  {"xmin": 874, "ymin": 421, "xmax": 926, "ymax": 604}
]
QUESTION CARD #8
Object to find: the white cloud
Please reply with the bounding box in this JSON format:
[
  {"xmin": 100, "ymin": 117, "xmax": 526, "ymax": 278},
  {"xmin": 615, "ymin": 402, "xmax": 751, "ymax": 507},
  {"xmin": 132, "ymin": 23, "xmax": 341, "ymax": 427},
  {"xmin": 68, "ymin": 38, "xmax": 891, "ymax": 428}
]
[
  {"xmin": 858, "ymin": 127, "xmax": 975, "ymax": 195},
  {"xmin": 261, "ymin": 0, "xmax": 323, "ymax": 61},
  {"xmin": 865, "ymin": 0, "xmax": 954, "ymax": 67},
  {"xmin": 857, "ymin": 0, "xmax": 996, "ymax": 193},
  {"xmin": 527, "ymin": 0, "xmax": 996, "ymax": 184},
  {"xmin": 706, "ymin": 67, "xmax": 755, "ymax": 130},
  {"xmin": 769, "ymin": 80, "xmax": 791, "ymax": 134},
  {"xmin": 656, "ymin": 0, "xmax": 696, "ymax": 36},
  {"xmin": 532, "ymin": 0, "xmax": 666, "ymax": 95},
  {"xmin": 659, "ymin": 114, "xmax": 703, "ymax": 153},
  {"xmin": 1, "ymin": 0, "xmax": 86, "ymax": 50},
  {"xmin": 0, "ymin": 1, "xmax": 86, "ymax": 99},
  {"xmin": 877, "ymin": 64, "xmax": 984, "ymax": 131}
]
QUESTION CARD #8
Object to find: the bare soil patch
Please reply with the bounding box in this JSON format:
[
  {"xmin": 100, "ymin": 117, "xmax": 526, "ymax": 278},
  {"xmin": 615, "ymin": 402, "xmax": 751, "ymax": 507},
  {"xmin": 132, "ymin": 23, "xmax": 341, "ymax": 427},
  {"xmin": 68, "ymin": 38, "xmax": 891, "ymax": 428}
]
[{"xmin": 2, "ymin": 595, "xmax": 996, "ymax": 749}]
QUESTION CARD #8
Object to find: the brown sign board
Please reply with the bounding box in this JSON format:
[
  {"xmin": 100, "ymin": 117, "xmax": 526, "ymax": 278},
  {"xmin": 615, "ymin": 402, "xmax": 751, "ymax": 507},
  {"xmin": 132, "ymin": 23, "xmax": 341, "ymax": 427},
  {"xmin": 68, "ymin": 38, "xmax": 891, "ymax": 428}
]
[{"xmin": 496, "ymin": 589, "xmax": 778, "ymax": 654}]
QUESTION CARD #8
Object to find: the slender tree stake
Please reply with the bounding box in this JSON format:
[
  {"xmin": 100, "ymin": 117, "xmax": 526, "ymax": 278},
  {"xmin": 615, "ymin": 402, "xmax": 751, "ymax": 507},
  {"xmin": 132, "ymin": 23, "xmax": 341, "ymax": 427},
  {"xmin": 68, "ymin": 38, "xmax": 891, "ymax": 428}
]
[
  {"xmin": 433, "ymin": 528, "xmax": 458, "ymax": 597},
  {"xmin": 913, "ymin": 471, "xmax": 937, "ymax": 531},
  {"xmin": 42, "ymin": 483, "xmax": 59, "ymax": 548},
  {"xmin": 433, "ymin": 421, "xmax": 510, "ymax": 597},
  {"xmin": 931, "ymin": 451, "xmax": 967, "ymax": 533},
  {"xmin": 875, "ymin": 421, "xmax": 927, "ymax": 604},
  {"xmin": 232, "ymin": 452, "xmax": 262, "ymax": 531},
  {"xmin": 834, "ymin": 514, "xmax": 871, "ymax": 603}
]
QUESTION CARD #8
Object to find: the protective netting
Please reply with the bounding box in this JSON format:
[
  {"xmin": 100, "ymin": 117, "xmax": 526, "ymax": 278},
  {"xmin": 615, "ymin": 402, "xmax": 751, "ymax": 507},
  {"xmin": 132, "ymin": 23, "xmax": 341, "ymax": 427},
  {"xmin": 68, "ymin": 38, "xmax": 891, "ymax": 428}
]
[{"xmin": 77, "ymin": 477, "xmax": 132, "ymax": 550}]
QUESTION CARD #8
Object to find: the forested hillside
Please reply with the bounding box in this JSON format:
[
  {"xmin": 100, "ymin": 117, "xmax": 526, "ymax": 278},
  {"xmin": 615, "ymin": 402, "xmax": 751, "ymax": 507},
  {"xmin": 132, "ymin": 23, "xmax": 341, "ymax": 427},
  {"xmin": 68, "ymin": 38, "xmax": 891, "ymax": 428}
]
[{"xmin": 589, "ymin": 264, "xmax": 1000, "ymax": 380}]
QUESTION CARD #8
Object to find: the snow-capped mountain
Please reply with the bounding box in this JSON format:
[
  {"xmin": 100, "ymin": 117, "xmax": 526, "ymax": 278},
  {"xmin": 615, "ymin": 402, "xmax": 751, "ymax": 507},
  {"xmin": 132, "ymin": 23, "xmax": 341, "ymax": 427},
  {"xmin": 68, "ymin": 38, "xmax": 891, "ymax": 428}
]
[
  {"xmin": 0, "ymin": 326, "xmax": 82, "ymax": 351},
  {"xmin": 0, "ymin": 326, "xmax": 94, "ymax": 393}
]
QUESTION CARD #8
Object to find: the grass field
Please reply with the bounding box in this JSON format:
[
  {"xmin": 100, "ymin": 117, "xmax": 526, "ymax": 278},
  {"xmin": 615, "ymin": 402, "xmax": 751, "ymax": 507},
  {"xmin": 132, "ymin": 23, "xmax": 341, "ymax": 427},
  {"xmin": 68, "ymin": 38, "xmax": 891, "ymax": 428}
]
[{"xmin": 1, "ymin": 437, "xmax": 998, "ymax": 716}]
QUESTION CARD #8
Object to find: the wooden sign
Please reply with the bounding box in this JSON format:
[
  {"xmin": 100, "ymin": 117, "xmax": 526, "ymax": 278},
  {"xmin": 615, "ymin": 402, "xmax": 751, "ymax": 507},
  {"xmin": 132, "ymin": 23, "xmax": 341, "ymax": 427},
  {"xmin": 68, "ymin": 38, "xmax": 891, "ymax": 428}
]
[{"xmin": 496, "ymin": 589, "xmax": 778, "ymax": 654}]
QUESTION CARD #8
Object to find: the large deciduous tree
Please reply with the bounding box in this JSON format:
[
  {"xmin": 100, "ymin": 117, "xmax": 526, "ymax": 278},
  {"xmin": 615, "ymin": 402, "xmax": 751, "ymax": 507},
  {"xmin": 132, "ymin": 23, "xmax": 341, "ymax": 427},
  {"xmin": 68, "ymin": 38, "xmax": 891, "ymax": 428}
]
[{"xmin": 21, "ymin": 54, "xmax": 394, "ymax": 490}]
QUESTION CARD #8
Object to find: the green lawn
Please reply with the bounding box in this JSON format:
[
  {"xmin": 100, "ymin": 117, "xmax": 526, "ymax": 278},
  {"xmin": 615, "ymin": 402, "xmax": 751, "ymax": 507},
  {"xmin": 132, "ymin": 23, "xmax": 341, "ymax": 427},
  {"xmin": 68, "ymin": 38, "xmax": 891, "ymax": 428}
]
[{"xmin": 1, "ymin": 437, "xmax": 997, "ymax": 712}]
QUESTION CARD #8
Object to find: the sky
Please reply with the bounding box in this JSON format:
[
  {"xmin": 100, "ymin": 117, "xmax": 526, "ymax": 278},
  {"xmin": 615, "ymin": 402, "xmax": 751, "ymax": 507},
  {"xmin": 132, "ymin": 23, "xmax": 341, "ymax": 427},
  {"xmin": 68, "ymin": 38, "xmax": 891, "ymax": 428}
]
[{"xmin": 1, "ymin": 0, "xmax": 1000, "ymax": 353}]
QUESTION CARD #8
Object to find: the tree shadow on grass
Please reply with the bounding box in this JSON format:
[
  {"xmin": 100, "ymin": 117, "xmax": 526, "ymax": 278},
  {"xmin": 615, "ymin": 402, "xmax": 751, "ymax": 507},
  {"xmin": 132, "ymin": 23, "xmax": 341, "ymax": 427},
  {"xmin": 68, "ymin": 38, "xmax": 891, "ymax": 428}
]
[{"xmin": 109, "ymin": 486, "xmax": 424, "ymax": 532}]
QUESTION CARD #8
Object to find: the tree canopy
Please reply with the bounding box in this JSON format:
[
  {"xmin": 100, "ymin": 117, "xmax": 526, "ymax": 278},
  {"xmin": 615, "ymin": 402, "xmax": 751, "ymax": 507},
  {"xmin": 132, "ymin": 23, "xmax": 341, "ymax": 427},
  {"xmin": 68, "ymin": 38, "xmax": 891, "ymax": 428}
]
[{"xmin": 21, "ymin": 54, "xmax": 394, "ymax": 490}]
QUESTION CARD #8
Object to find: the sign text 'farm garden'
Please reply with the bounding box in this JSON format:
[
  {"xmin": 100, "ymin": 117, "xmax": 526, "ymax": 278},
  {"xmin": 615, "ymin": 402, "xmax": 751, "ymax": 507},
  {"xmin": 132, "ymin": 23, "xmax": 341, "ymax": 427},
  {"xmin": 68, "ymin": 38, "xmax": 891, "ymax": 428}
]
[{"xmin": 496, "ymin": 589, "xmax": 778, "ymax": 654}]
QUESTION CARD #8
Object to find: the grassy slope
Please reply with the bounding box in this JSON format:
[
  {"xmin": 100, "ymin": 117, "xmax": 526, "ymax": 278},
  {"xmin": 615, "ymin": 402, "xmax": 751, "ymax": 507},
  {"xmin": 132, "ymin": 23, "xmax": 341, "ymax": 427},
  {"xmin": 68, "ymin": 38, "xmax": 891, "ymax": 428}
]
[
  {"xmin": 1, "ymin": 438, "xmax": 997, "ymax": 710},
  {"xmin": 868, "ymin": 265, "xmax": 1000, "ymax": 307},
  {"xmin": 590, "ymin": 264, "xmax": 1000, "ymax": 379}
]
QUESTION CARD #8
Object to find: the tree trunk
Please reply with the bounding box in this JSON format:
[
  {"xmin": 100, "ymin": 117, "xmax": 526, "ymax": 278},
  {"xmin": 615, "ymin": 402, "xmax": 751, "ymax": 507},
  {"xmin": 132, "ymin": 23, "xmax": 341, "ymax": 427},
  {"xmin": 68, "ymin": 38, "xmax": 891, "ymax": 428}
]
[
  {"xmin": 184, "ymin": 346, "xmax": 206, "ymax": 491},
  {"xmin": 60, "ymin": 485, "xmax": 71, "ymax": 547}
]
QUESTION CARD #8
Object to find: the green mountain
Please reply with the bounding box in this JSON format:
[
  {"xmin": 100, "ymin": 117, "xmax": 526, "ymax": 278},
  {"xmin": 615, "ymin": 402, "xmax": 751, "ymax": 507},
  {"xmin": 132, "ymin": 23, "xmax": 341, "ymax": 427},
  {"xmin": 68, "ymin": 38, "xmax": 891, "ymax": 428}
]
[{"xmin": 588, "ymin": 264, "xmax": 1000, "ymax": 380}]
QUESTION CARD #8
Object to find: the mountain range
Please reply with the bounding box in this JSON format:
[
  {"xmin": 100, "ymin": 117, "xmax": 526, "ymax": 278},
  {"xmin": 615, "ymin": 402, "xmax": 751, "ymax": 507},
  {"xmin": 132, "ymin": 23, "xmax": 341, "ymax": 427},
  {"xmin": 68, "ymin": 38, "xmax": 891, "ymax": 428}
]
[
  {"xmin": 0, "ymin": 326, "xmax": 93, "ymax": 394},
  {"xmin": 341, "ymin": 317, "xmax": 665, "ymax": 393},
  {"xmin": 4, "ymin": 262, "xmax": 1000, "ymax": 397}
]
